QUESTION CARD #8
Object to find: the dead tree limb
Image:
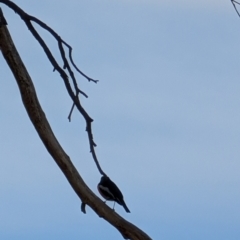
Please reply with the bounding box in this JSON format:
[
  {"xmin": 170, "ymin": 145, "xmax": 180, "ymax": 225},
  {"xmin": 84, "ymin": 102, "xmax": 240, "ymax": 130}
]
[
  {"xmin": 0, "ymin": 0, "xmax": 104, "ymax": 176},
  {"xmin": 0, "ymin": 8, "xmax": 152, "ymax": 240}
]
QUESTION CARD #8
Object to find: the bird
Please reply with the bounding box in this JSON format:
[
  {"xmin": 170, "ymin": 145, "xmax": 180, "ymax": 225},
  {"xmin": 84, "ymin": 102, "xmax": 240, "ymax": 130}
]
[{"xmin": 97, "ymin": 175, "xmax": 130, "ymax": 213}]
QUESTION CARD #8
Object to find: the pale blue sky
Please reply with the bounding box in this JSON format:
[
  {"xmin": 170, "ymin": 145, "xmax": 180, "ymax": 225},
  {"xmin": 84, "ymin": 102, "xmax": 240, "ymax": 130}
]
[{"xmin": 1, "ymin": 1, "xmax": 240, "ymax": 239}]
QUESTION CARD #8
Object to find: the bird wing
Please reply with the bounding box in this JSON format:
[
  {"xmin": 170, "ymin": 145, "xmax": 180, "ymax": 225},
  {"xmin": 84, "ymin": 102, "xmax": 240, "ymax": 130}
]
[{"xmin": 98, "ymin": 185, "xmax": 115, "ymax": 200}]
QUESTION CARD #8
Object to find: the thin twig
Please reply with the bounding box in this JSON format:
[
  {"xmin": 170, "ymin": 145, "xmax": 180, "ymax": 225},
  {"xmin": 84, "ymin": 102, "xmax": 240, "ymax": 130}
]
[
  {"xmin": 0, "ymin": 18, "xmax": 152, "ymax": 238},
  {"xmin": 68, "ymin": 103, "xmax": 75, "ymax": 122},
  {"xmin": 232, "ymin": 0, "xmax": 240, "ymax": 18},
  {"xmin": 0, "ymin": 0, "xmax": 105, "ymax": 175},
  {"xmin": 62, "ymin": 40, "xmax": 99, "ymax": 83},
  {"xmin": 233, "ymin": 0, "xmax": 240, "ymax": 5}
]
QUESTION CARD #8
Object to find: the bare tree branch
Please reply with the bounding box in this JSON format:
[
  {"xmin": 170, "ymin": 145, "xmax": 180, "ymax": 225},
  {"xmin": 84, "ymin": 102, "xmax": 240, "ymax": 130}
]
[
  {"xmin": 231, "ymin": 0, "xmax": 240, "ymax": 18},
  {"xmin": 0, "ymin": 0, "xmax": 104, "ymax": 175},
  {"xmin": 0, "ymin": 13, "xmax": 152, "ymax": 240}
]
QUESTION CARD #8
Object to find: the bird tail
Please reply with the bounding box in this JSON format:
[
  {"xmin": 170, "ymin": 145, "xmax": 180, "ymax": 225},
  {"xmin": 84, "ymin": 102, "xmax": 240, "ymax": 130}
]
[{"xmin": 122, "ymin": 201, "xmax": 130, "ymax": 213}]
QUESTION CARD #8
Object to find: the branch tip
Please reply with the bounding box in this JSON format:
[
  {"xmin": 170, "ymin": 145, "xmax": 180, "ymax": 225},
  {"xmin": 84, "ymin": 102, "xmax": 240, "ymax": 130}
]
[{"xmin": 81, "ymin": 202, "xmax": 87, "ymax": 214}]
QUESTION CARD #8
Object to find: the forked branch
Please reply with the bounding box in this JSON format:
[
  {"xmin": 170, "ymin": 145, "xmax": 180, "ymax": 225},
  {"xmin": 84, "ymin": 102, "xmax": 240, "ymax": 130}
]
[
  {"xmin": 0, "ymin": 0, "xmax": 103, "ymax": 175},
  {"xmin": 0, "ymin": 11, "xmax": 152, "ymax": 240},
  {"xmin": 231, "ymin": 0, "xmax": 240, "ymax": 18}
]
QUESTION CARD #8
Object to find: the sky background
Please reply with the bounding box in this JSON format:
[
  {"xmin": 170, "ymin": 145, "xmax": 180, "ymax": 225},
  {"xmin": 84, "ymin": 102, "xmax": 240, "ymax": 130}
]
[{"xmin": 0, "ymin": 1, "xmax": 240, "ymax": 239}]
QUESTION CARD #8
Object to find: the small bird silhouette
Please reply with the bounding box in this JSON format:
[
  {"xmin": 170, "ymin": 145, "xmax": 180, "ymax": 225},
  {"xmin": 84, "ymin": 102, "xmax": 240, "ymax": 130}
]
[{"xmin": 97, "ymin": 175, "xmax": 130, "ymax": 213}]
